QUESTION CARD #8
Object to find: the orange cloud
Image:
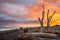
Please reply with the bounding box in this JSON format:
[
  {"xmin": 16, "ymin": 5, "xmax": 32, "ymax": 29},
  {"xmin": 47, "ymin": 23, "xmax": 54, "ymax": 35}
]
[{"xmin": 28, "ymin": 1, "xmax": 60, "ymax": 26}]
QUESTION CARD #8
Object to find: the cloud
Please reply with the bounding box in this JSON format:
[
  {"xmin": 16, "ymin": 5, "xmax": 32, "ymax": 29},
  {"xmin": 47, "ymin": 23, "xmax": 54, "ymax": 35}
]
[
  {"xmin": 0, "ymin": 0, "xmax": 40, "ymax": 22},
  {"xmin": 0, "ymin": 3, "xmax": 28, "ymax": 21},
  {"xmin": 0, "ymin": 0, "xmax": 39, "ymax": 5},
  {"xmin": 44, "ymin": 0, "xmax": 57, "ymax": 3},
  {"xmin": 0, "ymin": 0, "xmax": 60, "ymax": 27},
  {"xmin": 43, "ymin": 0, "xmax": 60, "ymax": 7},
  {"xmin": 0, "ymin": 11, "xmax": 30, "ymax": 22},
  {"xmin": 1, "ymin": 3, "xmax": 28, "ymax": 14}
]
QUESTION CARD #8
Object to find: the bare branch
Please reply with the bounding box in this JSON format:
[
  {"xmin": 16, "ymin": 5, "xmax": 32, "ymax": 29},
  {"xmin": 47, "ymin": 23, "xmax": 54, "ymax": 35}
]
[
  {"xmin": 49, "ymin": 11, "xmax": 56, "ymax": 18},
  {"xmin": 47, "ymin": 10, "xmax": 49, "ymax": 18},
  {"xmin": 42, "ymin": 4, "xmax": 45, "ymax": 21},
  {"xmin": 42, "ymin": 4, "xmax": 44, "ymax": 11},
  {"xmin": 49, "ymin": 11, "xmax": 56, "ymax": 22},
  {"xmin": 38, "ymin": 17, "xmax": 42, "ymax": 23}
]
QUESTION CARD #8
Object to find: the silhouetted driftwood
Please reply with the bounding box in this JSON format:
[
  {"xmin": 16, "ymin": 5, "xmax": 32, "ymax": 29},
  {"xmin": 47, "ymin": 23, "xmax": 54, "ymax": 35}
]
[
  {"xmin": 46, "ymin": 10, "xmax": 56, "ymax": 31},
  {"xmin": 38, "ymin": 4, "xmax": 45, "ymax": 33}
]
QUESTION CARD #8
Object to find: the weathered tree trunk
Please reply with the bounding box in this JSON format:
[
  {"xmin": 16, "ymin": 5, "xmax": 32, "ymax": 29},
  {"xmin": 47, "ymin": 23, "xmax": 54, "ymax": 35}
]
[
  {"xmin": 46, "ymin": 10, "xmax": 56, "ymax": 31},
  {"xmin": 38, "ymin": 4, "xmax": 45, "ymax": 33},
  {"xmin": 46, "ymin": 10, "xmax": 50, "ymax": 31}
]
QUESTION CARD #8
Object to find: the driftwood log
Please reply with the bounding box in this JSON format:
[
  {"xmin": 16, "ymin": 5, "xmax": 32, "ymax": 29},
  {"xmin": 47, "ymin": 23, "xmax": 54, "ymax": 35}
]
[
  {"xmin": 38, "ymin": 4, "xmax": 45, "ymax": 33},
  {"xmin": 27, "ymin": 32, "xmax": 59, "ymax": 38}
]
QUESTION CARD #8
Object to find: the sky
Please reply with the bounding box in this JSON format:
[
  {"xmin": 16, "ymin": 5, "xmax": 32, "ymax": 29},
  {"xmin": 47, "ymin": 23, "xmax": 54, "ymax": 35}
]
[{"xmin": 0, "ymin": 0, "xmax": 60, "ymax": 27}]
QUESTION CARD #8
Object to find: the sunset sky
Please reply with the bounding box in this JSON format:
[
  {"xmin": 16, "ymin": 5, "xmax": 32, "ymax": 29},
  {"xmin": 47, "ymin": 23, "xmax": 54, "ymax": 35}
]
[{"xmin": 0, "ymin": 0, "xmax": 60, "ymax": 27}]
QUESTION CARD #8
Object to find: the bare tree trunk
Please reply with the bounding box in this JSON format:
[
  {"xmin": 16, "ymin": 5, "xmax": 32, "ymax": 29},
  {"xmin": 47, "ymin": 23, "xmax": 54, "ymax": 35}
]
[
  {"xmin": 46, "ymin": 10, "xmax": 50, "ymax": 31},
  {"xmin": 46, "ymin": 10, "xmax": 56, "ymax": 31},
  {"xmin": 38, "ymin": 4, "xmax": 45, "ymax": 33}
]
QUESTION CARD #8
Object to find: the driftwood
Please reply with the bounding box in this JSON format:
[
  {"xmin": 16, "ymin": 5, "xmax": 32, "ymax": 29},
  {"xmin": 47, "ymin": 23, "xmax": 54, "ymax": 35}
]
[
  {"xmin": 38, "ymin": 4, "xmax": 45, "ymax": 33},
  {"xmin": 45, "ymin": 30, "xmax": 60, "ymax": 37},
  {"xmin": 46, "ymin": 10, "xmax": 56, "ymax": 31},
  {"xmin": 27, "ymin": 32, "xmax": 58, "ymax": 38}
]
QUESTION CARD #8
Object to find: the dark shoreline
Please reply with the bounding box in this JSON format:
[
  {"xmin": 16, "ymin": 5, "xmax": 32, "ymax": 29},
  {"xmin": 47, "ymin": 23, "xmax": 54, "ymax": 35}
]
[{"xmin": 0, "ymin": 26, "xmax": 60, "ymax": 40}]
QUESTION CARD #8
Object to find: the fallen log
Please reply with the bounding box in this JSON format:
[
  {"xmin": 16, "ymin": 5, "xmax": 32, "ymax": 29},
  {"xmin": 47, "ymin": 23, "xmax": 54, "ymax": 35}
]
[
  {"xmin": 45, "ymin": 30, "xmax": 60, "ymax": 37},
  {"xmin": 27, "ymin": 32, "xmax": 59, "ymax": 38}
]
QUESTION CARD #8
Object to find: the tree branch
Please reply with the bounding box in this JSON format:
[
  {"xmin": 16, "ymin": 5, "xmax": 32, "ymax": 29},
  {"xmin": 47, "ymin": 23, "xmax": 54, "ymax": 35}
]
[
  {"xmin": 38, "ymin": 17, "xmax": 42, "ymax": 24},
  {"xmin": 49, "ymin": 11, "xmax": 56, "ymax": 22}
]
